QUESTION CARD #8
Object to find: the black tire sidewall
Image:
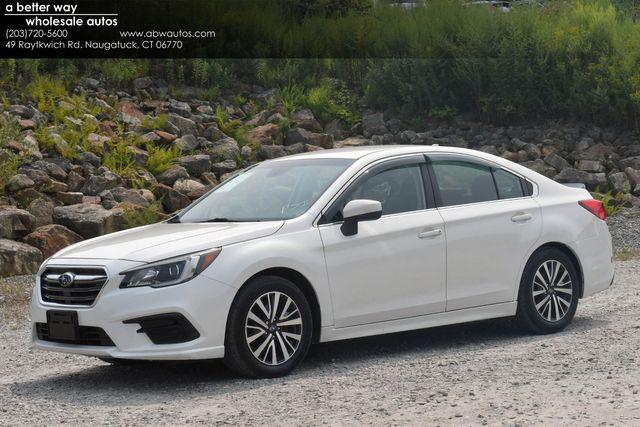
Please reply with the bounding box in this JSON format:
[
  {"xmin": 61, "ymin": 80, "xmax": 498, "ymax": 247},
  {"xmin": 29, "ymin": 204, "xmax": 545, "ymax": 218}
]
[
  {"xmin": 225, "ymin": 275, "xmax": 313, "ymax": 378},
  {"xmin": 518, "ymin": 248, "xmax": 579, "ymax": 334}
]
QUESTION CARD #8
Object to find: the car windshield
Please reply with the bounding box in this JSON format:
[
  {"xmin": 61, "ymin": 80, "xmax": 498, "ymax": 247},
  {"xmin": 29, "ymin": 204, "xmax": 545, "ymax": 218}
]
[{"xmin": 178, "ymin": 158, "xmax": 354, "ymax": 222}]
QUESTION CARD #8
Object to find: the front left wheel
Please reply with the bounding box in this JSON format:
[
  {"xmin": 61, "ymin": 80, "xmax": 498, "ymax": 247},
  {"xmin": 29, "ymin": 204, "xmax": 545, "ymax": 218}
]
[{"xmin": 223, "ymin": 275, "xmax": 313, "ymax": 378}]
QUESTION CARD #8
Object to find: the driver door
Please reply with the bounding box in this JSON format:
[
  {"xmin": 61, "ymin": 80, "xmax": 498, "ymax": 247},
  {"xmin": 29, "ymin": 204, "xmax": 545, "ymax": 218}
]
[{"xmin": 318, "ymin": 156, "xmax": 447, "ymax": 328}]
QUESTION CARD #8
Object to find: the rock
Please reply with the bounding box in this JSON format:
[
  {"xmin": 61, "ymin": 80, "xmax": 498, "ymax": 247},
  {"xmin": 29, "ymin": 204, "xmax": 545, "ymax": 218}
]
[
  {"xmin": 26, "ymin": 196, "xmax": 55, "ymax": 228},
  {"xmin": 543, "ymin": 154, "xmax": 570, "ymax": 172},
  {"xmin": 131, "ymin": 169, "xmax": 157, "ymax": 188},
  {"xmin": 141, "ymin": 131, "xmax": 162, "ymax": 144},
  {"xmin": 203, "ymin": 125, "xmax": 227, "ymax": 142},
  {"xmin": 86, "ymin": 133, "xmax": 111, "ymax": 153},
  {"xmin": 246, "ymin": 124, "xmax": 284, "ymax": 145},
  {"xmin": 608, "ymin": 172, "xmax": 629, "ymax": 193},
  {"xmin": 285, "ymin": 128, "xmax": 334, "ymax": 149},
  {"xmin": 109, "ymin": 187, "xmax": 150, "ymax": 207},
  {"xmin": 177, "ymin": 154, "xmax": 211, "ymax": 177},
  {"xmin": 478, "ymin": 145, "xmax": 499, "ymax": 156},
  {"xmin": 211, "ymin": 159, "xmax": 238, "ymax": 176},
  {"xmin": 66, "ymin": 171, "xmax": 86, "ymax": 192},
  {"xmin": 157, "ymin": 165, "xmax": 189, "ymax": 185},
  {"xmin": 19, "ymin": 119, "xmax": 36, "ymax": 130},
  {"xmin": 291, "ymin": 109, "xmax": 322, "ymax": 132},
  {"xmin": 53, "ymin": 204, "xmax": 124, "ymax": 239},
  {"xmin": 625, "ymin": 168, "xmax": 640, "ymax": 193},
  {"xmin": 0, "ymin": 239, "xmax": 42, "ymax": 277},
  {"xmin": 0, "ymin": 207, "xmax": 36, "ymax": 239},
  {"xmin": 126, "ymin": 146, "xmax": 149, "ymax": 166},
  {"xmin": 619, "ymin": 156, "xmax": 640, "ymax": 171},
  {"xmin": 577, "ymin": 143, "xmax": 614, "ymax": 161},
  {"xmin": 169, "ymin": 99, "xmax": 192, "ymax": 116},
  {"xmin": 576, "ymin": 159, "xmax": 605, "ymax": 173},
  {"xmin": 336, "ymin": 136, "xmax": 370, "ymax": 147},
  {"xmin": 99, "ymin": 190, "xmax": 117, "ymax": 209},
  {"xmin": 173, "ymin": 134, "xmax": 200, "ymax": 152},
  {"xmin": 258, "ymin": 145, "xmax": 286, "ymax": 160},
  {"xmin": 54, "ymin": 192, "xmax": 84, "ymax": 205},
  {"xmin": 22, "ymin": 224, "xmax": 83, "ymax": 259},
  {"xmin": 325, "ymin": 119, "xmax": 345, "ymax": 139},
  {"xmin": 153, "ymin": 184, "xmax": 191, "ymax": 213},
  {"xmin": 8, "ymin": 133, "xmax": 42, "ymax": 158},
  {"xmin": 521, "ymin": 159, "xmax": 557, "ymax": 179},
  {"xmin": 80, "ymin": 172, "xmax": 122, "ymax": 196},
  {"xmin": 399, "ymin": 130, "xmax": 420, "ymax": 145},
  {"xmin": 77, "ymin": 151, "xmax": 101, "ymax": 167},
  {"xmin": 133, "ymin": 76, "xmax": 153, "ymax": 91},
  {"xmin": 168, "ymin": 113, "xmax": 198, "ymax": 136},
  {"xmin": 362, "ymin": 113, "xmax": 388, "ymax": 137},
  {"xmin": 285, "ymin": 143, "xmax": 305, "ymax": 155},
  {"xmin": 174, "ymin": 178, "xmax": 207, "ymax": 199},
  {"xmin": 155, "ymin": 130, "xmax": 178, "ymax": 144},
  {"xmin": 206, "ymin": 137, "xmax": 240, "ymax": 162},
  {"xmin": 136, "ymin": 189, "xmax": 156, "ymax": 204},
  {"xmin": 554, "ymin": 167, "xmax": 606, "ymax": 190},
  {"xmin": 30, "ymin": 160, "xmax": 68, "ymax": 181},
  {"xmin": 7, "ymin": 104, "xmax": 33, "ymax": 119},
  {"xmin": 6, "ymin": 174, "xmax": 35, "ymax": 193},
  {"xmin": 200, "ymin": 172, "xmax": 219, "ymax": 187}
]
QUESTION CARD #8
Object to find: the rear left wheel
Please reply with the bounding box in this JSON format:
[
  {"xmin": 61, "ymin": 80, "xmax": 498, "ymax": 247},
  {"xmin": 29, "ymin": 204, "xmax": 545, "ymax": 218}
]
[{"xmin": 516, "ymin": 247, "xmax": 579, "ymax": 334}]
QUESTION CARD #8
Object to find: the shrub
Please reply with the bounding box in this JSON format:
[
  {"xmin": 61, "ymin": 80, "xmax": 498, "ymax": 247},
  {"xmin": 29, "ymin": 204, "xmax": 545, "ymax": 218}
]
[
  {"xmin": 102, "ymin": 142, "xmax": 136, "ymax": 177},
  {"xmin": 121, "ymin": 201, "xmax": 165, "ymax": 229},
  {"xmin": 146, "ymin": 144, "xmax": 181, "ymax": 176}
]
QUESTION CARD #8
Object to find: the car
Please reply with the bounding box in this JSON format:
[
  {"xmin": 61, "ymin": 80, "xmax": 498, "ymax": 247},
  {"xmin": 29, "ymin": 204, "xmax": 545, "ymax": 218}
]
[{"xmin": 30, "ymin": 145, "xmax": 615, "ymax": 378}]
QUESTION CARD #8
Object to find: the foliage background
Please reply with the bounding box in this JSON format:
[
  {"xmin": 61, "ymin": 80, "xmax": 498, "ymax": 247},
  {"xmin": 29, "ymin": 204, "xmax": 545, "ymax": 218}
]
[{"xmin": 2, "ymin": 0, "xmax": 640, "ymax": 128}]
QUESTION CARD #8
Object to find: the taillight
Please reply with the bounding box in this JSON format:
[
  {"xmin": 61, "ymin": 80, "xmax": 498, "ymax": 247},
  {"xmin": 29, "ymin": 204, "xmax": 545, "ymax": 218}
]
[{"xmin": 579, "ymin": 199, "xmax": 607, "ymax": 221}]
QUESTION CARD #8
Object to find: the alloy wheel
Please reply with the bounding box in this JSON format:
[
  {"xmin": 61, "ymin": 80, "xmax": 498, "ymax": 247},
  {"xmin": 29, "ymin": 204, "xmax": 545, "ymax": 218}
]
[
  {"xmin": 532, "ymin": 260, "xmax": 573, "ymax": 322},
  {"xmin": 244, "ymin": 291, "xmax": 303, "ymax": 366}
]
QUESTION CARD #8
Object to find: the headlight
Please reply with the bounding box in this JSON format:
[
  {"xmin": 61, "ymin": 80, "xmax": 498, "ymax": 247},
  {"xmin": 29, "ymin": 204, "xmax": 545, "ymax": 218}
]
[{"xmin": 119, "ymin": 248, "xmax": 221, "ymax": 289}]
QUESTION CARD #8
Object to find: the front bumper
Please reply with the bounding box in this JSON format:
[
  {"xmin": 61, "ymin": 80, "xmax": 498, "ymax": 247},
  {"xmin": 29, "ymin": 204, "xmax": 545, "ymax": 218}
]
[{"xmin": 30, "ymin": 258, "xmax": 236, "ymax": 360}]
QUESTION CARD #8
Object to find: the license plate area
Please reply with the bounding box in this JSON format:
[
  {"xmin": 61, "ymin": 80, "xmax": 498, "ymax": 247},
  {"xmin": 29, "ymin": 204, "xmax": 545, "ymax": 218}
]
[{"xmin": 46, "ymin": 310, "xmax": 79, "ymax": 341}]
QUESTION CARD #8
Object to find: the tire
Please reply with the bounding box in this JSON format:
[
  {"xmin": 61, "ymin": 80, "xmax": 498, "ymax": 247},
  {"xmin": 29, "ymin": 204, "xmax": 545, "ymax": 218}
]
[
  {"xmin": 223, "ymin": 275, "xmax": 313, "ymax": 378},
  {"xmin": 516, "ymin": 247, "xmax": 580, "ymax": 334},
  {"xmin": 98, "ymin": 357, "xmax": 146, "ymax": 366}
]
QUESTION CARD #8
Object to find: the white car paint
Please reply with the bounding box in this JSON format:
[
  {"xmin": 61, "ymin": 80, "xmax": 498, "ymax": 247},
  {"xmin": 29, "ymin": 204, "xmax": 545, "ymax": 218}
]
[{"xmin": 30, "ymin": 145, "xmax": 615, "ymax": 360}]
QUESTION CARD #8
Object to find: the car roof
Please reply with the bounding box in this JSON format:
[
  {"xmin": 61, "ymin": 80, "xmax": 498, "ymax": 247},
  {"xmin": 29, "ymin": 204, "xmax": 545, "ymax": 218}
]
[{"xmin": 274, "ymin": 145, "xmax": 483, "ymax": 160}]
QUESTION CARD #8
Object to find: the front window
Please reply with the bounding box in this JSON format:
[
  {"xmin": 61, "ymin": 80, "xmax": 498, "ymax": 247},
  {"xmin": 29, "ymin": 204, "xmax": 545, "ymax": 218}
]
[{"xmin": 179, "ymin": 158, "xmax": 354, "ymax": 222}]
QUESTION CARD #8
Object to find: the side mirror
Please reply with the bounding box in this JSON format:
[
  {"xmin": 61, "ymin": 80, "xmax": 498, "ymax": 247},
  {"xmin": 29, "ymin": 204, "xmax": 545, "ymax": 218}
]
[{"xmin": 340, "ymin": 199, "xmax": 382, "ymax": 236}]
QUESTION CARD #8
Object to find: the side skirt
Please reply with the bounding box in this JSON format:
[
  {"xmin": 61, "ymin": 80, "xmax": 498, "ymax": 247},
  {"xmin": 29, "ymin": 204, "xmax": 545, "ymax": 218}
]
[{"xmin": 319, "ymin": 301, "xmax": 517, "ymax": 343}]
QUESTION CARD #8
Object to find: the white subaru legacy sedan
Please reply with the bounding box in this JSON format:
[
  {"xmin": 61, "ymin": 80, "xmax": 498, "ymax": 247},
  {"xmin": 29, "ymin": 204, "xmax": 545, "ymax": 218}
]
[{"xmin": 31, "ymin": 146, "xmax": 615, "ymax": 377}]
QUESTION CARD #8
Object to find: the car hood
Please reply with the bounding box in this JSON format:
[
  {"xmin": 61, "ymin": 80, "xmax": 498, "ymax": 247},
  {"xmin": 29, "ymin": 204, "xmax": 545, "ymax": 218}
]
[{"xmin": 53, "ymin": 221, "xmax": 285, "ymax": 263}]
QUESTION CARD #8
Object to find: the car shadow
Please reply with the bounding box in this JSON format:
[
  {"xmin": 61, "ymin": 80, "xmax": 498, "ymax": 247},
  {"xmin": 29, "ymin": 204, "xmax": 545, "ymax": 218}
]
[{"xmin": 10, "ymin": 315, "xmax": 606, "ymax": 406}]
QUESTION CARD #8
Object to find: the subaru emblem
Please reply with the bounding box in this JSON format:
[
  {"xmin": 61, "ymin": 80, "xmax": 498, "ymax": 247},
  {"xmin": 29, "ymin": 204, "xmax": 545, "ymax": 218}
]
[{"xmin": 58, "ymin": 272, "xmax": 76, "ymax": 287}]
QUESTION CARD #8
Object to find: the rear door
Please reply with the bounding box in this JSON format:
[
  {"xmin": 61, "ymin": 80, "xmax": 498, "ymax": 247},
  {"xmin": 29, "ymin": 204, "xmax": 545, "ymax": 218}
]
[
  {"xmin": 318, "ymin": 155, "xmax": 447, "ymax": 327},
  {"xmin": 427, "ymin": 154, "xmax": 542, "ymax": 311}
]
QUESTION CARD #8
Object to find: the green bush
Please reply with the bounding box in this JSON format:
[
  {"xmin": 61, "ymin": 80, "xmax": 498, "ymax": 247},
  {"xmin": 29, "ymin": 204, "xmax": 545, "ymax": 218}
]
[
  {"xmin": 121, "ymin": 201, "xmax": 165, "ymax": 228},
  {"xmin": 146, "ymin": 144, "xmax": 181, "ymax": 176}
]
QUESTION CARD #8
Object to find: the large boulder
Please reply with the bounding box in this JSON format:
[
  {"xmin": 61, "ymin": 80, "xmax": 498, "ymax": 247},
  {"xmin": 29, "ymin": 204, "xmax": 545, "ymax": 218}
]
[
  {"xmin": 174, "ymin": 178, "xmax": 207, "ymax": 200},
  {"xmin": 576, "ymin": 159, "xmax": 605, "ymax": 173},
  {"xmin": 177, "ymin": 154, "xmax": 211, "ymax": 177},
  {"xmin": 607, "ymin": 172, "xmax": 629, "ymax": 193},
  {"xmin": 0, "ymin": 207, "xmax": 36, "ymax": 239},
  {"xmin": 109, "ymin": 187, "xmax": 150, "ymax": 207},
  {"xmin": 168, "ymin": 113, "xmax": 198, "ymax": 136},
  {"xmin": 153, "ymin": 184, "xmax": 191, "ymax": 213},
  {"xmin": 0, "ymin": 239, "xmax": 42, "ymax": 277},
  {"xmin": 22, "ymin": 224, "xmax": 83, "ymax": 259},
  {"xmin": 543, "ymin": 154, "xmax": 570, "ymax": 172},
  {"xmin": 246, "ymin": 124, "xmax": 284, "ymax": 146},
  {"xmin": 53, "ymin": 204, "xmax": 124, "ymax": 239},
  {"xmin": 625, "ymin": 167, "xmax": 640, "ymax": 195},
  {"xmin": 619, "ymin": 156, "xmax": 640, "ymax": 171},
  {"xmin": 157, "ymin": 165, "xmax": 190, "ymax": 185},
  {"xmin": 291, "ymin": 109, "xmax": 322, "ymax": 132},
  {"xmin": 258, "ymin": 144, "xmax": 286, "ymax": 160},
  {"xmin": 27, "ymin": 196, "xmax": 56, "ymax": 228},
  {"xmin": 362, "ymin": 113, "xmax": 388, "ymax": 138},
  {"xmin": 169, "ymin": 99, "xmax": 192, "ymax": 116},
  {"xmin": 211, "ymin": 159, "xmax": 238, "ymax": 176},
  {"xmin": 6, "ymin": 174, "xmax": 35, "ymax": 193},
  {"xmin": 554, "ymin": 167, "xmax": 606, "ymax": 190},
  {"xmin": 173, "ymin": 134, "xmax": 200, "ymax": 152},
  {"xmin": 285, "ymin": 128, "xmax": 334, "ymax": 149},
  {"xmin": 206, "ymin": 137, "xmax": 240, "ymax": 162},
  {"xmin": 80, "ymin": 171, "xmax": 122, "ymax": 196}
]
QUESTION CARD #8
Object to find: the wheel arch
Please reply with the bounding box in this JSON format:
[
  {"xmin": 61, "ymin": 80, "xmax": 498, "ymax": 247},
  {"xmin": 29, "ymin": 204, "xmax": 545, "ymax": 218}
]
[
  {"xmin": 235, "ymin": 267, "xmax": 322, "ymax": 343},
  {"xmin": 528, "ymin": 242, "xmax": 584, "ymax": 298}
]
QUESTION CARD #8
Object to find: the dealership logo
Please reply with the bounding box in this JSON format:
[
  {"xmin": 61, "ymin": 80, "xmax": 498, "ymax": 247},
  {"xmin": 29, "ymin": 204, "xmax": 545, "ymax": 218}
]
[{"xmin": 58, "ymin": 272, "xmax": 76, "ymax": 287}]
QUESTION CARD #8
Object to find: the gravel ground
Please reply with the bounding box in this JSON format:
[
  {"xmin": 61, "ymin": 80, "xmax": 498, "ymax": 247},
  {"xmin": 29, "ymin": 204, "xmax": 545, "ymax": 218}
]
[
  {"xmin": 607, "ymin": 209, "xmax": 640, "ymax": 252},
  {"xmin": 0, "ymin": 257, "xmax": 639, "ymax": 426}
]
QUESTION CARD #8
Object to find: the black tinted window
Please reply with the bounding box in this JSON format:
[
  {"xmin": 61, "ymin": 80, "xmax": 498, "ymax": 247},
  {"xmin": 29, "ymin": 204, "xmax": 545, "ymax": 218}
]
[
  {"xmin": 493, "ymin": 168, "xmax": 525, "ymax": 199},
  {"xmin": 342, "ymin": 164, "xmax": 426, "ymax": 216},
  {"xmin": 431, "ymin": 160, "xmax": 498, "ymax": 206}
]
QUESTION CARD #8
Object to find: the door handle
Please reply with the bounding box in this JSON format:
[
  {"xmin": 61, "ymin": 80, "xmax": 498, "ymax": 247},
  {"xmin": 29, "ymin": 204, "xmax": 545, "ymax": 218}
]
[
  {"xmin": 418, "ymin": 228, "xmax": 442, "ymax": 239},
  {"xmin": 511, "ymin": 212, "xmax": 533, "ymax": 223}
]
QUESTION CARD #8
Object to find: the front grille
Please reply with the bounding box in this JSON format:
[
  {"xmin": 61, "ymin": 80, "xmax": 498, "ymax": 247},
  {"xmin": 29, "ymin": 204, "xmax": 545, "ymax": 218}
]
[
  {"xmin": 36, "ymin": 323, "xmax": 115, "ymax": 346},
  {"xmin": 40, "ymin": 267, "xmax": 108, "ymax": 306}
]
